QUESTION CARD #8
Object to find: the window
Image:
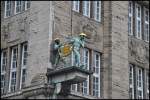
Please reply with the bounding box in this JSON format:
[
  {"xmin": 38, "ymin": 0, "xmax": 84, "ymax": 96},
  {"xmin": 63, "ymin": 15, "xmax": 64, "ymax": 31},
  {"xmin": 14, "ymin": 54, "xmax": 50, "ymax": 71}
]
[
  {"xmin": 71, "ymin": 52, "xmax": 76, "ymax": 91},
  {"xmin": 1, "ymin": 51, "xmax": 7, "ymax": 72},
  {"xmin": 21, "ymin": 69, "xmax": 26, "ymax": 88},
  {"xmin": 129, "ymin": 64, "xmax": 135, "ymax": 99},
  {"xmin": 5, "ymin": 1, "xmax": 11, "ymax": 17},
  {"xmin": 72, "ymin": 1, "xmax": 102, "ymax": 22},
  {"xmin": 137, "ymin": 68, "xmax": 143, "ymax": 99},
  {"xmin": 129, "ymin": 64, "xmax": 148, "ymax": 99},
  {"xmin": 26, "ymin": 1, "xmax": 30, "ymax": 10},
  {"xmin": 9, "ymin": 47, "xmax": 18, "ymax": 92},
  {"xmin": 1, "ymin": 50, "xmax": 7, "ymax": 94},
  {"xmin": 94, "ymin": 1, "xmax": 101, "ymax": 22},
  {"xmin": 83, "ymin": 1, "xmax": 90, "ymax": 17},
  {"xmin": 10, "ymin": 72, "xmax": 17, "ymax": 92},
  {"xmin": 1, "ymin": 75, "xmax": 5, "ymax": 94},
  {"xmin": 15, "ymin": 1, "xmax": 30, "ymax": 14},
  {"xmin": 22, "ymin": 1, "xmax": 26, "ymax": 11},
  {"xmin": 81, "ymin": 48, "xmax": 90, "ymax": 95},
  {"xmin": 135, "ymin": 4, "xmax": 142, "ymax": 39},
  {"xmin": 93, "ymin": 52, "xmax": 100, "ymax": 97},
  {"xmin": 93, "ymin": 52, "xmax": 100, "ymax": 74},
  {"xmin": 72, "ymin": 1, "xmax": 80, "ymax": 12},
  {"xmin": 71, "ymin": 52, "xmax": 80, "ymax": 92},
  {"xmin": 128, "ymin": 2, "xmax": 133, "ymax": 35},
  {"xmin": 144, "ymin": 8, "xmax": 149, "ymax": 42},
  {"xmin": 11, "ymin": 47, "xmax": 18, "ymax": 69},
  {"xmin": 15, "ymin": 1, "xmax": 22, "ymax": 14},
  {"xmin": 20, "ymin": 44, "xmax": 28, "ymax": 89},
  {"xmin": 71, "ymin": 48, "xmax": 90, "ymax": 95},
  {"xmin": 71, "ymin": 84, "xmax": 77, "ymax": 91},
  {"xmin": 147, "ymin": 72, "xmax": 149, "ymax": 99},
  {"xmin": 71, "ymin": 49, "xmax": 102, "ymax": 97},
  {"xmin": 4, "ymin": 1, "xmax": 30, "ymax": 18},
  {"xmin": 128, "ymin": 2, "xmax": 149, "ymax": 42}
]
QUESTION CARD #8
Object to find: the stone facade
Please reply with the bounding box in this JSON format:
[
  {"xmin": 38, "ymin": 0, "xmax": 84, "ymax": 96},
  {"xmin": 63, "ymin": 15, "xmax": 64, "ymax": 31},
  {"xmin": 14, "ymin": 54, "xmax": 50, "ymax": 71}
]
[{"xmin": 1, "ymin": 1, "xmax": 149, "ymax": 99}]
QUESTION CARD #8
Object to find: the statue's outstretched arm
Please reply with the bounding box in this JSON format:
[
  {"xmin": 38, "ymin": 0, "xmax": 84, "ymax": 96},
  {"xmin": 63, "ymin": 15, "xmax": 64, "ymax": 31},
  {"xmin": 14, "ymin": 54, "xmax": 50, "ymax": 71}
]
[{"xmin": 68, "ymin": 38, "xmax": 75, "ymax": 44}]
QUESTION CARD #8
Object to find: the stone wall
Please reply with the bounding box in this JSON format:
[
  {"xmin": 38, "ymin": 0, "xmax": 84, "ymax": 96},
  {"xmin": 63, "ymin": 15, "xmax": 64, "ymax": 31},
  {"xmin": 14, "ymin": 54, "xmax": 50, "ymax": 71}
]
[
  {"xmin": 128, "ymin": 37, "xmax": 149, "ymax": 69},
  {"xmin": 1, "ymin": 1, "xmax": 149, "ymax": 99},
  {"xmin": 111, "ymin": 1, "xmax": 129, "ymax": 99},
  {"xmin": 25, "ymin": 1, "xmax": 52, "ymax": 86},
  {"xmin": 1, "ymin": 1, "xmax": 53, "ymax": 89}
]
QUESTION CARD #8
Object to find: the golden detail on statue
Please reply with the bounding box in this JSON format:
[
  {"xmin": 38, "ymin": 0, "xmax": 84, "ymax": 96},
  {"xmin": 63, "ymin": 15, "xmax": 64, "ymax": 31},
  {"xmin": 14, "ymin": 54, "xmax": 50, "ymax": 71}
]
[{"xmin": 58, "ymin": 44, "xmax": 73, "ymax": 57}]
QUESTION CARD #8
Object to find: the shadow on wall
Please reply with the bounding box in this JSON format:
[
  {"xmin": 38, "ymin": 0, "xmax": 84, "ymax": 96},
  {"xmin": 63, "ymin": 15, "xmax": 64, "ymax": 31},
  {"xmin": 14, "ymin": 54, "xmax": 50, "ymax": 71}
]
[{"xmin": 49, "ymin": 41, "xmax": 56, "ymax": 65}]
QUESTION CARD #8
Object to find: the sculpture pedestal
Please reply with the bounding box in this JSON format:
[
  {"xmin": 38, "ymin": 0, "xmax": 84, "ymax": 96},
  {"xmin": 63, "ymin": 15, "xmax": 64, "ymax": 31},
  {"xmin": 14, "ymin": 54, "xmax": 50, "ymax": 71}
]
[{"xmin": 46, "ymin": 66, "xmax": 93, "ymax": 97}]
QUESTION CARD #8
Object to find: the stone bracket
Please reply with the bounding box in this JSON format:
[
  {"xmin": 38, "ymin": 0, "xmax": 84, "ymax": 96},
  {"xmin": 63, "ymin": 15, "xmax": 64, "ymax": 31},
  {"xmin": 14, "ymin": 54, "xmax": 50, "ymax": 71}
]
[{"xmin": 46, "ymin": 66, "xmax": 93, "ymax": 96}]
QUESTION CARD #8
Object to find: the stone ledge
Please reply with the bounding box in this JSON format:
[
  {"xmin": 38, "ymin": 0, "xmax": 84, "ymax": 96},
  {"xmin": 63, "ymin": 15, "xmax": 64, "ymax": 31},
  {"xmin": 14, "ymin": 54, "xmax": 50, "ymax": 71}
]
[
  {"xmin": 46, "ymin": 66, "xmax": 93, "ymax": 76},
  {"xmin": 46, "ymin": 66, "xmax": 93, "ymax": 84},
  {"xmin": 1, "ymin": 83, "xmax": 54, "ymax": 99}
]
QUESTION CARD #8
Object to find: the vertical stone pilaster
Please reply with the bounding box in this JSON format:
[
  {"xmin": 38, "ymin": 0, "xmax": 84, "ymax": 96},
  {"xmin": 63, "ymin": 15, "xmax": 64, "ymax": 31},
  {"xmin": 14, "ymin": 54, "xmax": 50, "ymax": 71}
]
[
  {"xmin": 5, "ymin": 47, "xmax": 11, "ymax": 94},
  {"xmin": 16, "ymin": 43, "xmax": 21, "ymax": 90},
  {"xmin": 103, "ymin": 1, "xmax": 112, "ymax": 99}
]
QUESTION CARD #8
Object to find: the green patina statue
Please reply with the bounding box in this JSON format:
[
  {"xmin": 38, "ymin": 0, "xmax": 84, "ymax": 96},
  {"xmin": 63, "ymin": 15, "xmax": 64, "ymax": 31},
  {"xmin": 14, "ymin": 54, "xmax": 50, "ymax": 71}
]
[
  {"xmin": 53, "ymin": 33, "xmax": 87, "ymax": 68},
  {"xmin": 53, "ymin": 38, "xmax": 67, "ymax": 67},
  {"xmin": 69, "ymin": 33, "xmax": 87, "ymax": 67}
]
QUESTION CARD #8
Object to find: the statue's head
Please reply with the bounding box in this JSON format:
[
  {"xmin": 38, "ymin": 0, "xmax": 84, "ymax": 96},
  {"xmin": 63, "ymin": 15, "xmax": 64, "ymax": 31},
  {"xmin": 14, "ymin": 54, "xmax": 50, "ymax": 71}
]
[
  {"xmin": 79, "ymin": 32, "xmax": 87, "ymax": 40},
  {"xmin": 54, "ymin": 38, "xmax": 60, "ymax": 44}
]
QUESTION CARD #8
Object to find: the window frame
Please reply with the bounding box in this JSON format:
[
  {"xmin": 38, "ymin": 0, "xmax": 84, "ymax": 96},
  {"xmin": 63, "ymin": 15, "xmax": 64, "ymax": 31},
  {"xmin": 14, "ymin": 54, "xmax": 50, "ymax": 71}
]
[
  {"xmin": 20, "ymin": 44, "xmax": 28, "ymax": 89},
  {"xmin": 9, "ymin": 47, "xmax": 18, "ymax": 92},
  {"xmin": 4, "ymin": 1, "xmax": 11, "ymax": 18},
  {"xmin": 137, "ymin": 68, "xmax": 143, "ymax": 99},
  {"xmin": 72, "ymin": 1, "xmax": 80, "ymax": 12},
  {"xmin": 93, "ymin": 52, "xmax": 101, "ymax": 97},
  {"xmin": 1, "ymin": 74, "xmax": 5, "ymax": 94},
  {"xmin": 1, "ymin": 51, "xmax": 7, "ymax": 73},
  {"xmin": 71, "ymin": 48, "xmax": 90, "ymax": 94},
  {"xmin": 83, "ymin": 1, "xmax": 91, "ymax": 17},
  {"xmin": 147, "ymin": 71, "xmax": 149, "ymax": 99},
  {"xmin": 135, "ymin": 3, "xmax": 142, "ymax": 39},
  {"xmin": 14, "ymin": 1, "xmax": 22, "ymax": 14},
  {"xmin": 14, "ymin": 1, "xmax": 30, "ymax": 14},
  {"xmin": 25, "ymin": 1, "xmax": 30, "ymax": 10},
  {"xmin": 82, "ymin": 48, "xmax": 90, "ymax": 95},
  {"xmin": 71, "ymin": 52, "xmax": 78, "ymax": 92},
  {"xmin": 129, "ymin": 64, "xmax": 135, "ymax": 99},
  {"xmin": 144, "ymin": 7, "xmax": 149, "ymax": 42},
  {"xmin": 1, "ymin": 50, "xmax": 7, "ymax": 94},
  {"xmin": 93, "ymin": 1, "xmax": 101, "ymax": 22},
  {"xmin": 128, "ymin": 1, "xmax": 133, "ymax": 35}
]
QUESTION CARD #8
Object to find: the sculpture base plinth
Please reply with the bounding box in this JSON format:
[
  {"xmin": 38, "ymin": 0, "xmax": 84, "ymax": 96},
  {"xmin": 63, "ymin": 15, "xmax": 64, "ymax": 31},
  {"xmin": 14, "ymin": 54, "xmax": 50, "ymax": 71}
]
[
  {"xmin": 46, "ymin": 66, "xmax": 93, "ymax": 96},
  {"xmin": 46, "ymin": 66, "xmax": 93, "ymax": 84}
]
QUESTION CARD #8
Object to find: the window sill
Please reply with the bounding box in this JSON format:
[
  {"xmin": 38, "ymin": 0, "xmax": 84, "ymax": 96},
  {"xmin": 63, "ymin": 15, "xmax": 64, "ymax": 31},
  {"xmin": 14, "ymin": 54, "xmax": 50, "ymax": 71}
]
[
  {"xmin": 72, "ymin": 10, "xmax": 102, "ymax": 24},
  {"xmin": 3, "ymin": 8, "xmax": 30, "ymax": 19}
]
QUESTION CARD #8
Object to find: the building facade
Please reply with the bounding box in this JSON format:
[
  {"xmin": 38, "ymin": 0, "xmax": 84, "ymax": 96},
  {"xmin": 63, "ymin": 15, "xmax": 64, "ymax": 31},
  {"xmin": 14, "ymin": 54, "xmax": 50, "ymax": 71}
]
[{"xmin": 1, "ymin": 1, "xmax": 149, "ymax": 99}]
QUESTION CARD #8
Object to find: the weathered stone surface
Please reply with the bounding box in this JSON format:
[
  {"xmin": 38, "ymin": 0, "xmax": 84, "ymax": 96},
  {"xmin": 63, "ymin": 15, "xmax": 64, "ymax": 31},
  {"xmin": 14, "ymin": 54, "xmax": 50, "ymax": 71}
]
[
  {"xmin": 1, "ymin": 1, "xmax": 149, "ymax": 99},
  {"xmin": 128, "ymin": 37, "xmax": 149, "ymax": 69}
]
